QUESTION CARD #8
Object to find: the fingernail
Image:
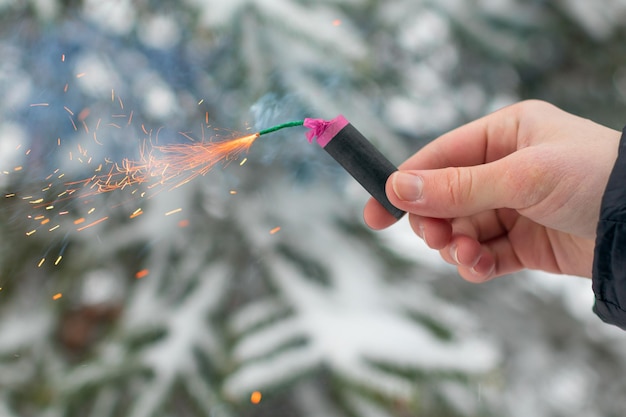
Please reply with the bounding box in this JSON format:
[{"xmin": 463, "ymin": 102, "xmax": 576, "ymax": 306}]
[
  {"xmin": 471, "ymin": 258, "xmax": 495, "ymax": 278},
  {"xmin": 449, "ymin": 244, "xmax": 459, "ymax": 264},
  {"xmin": 418, "ymin": 224, "xmax": 430, "ymax": 247},
  {"xmin": 392, "ymin": 172, "xmax": 423, "ymax": 202}
]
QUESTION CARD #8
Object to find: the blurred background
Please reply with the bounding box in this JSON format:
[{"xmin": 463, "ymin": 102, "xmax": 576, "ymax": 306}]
[{"xmin": 2, "ymin": 1, "xmax": 626, "ymax": 416}]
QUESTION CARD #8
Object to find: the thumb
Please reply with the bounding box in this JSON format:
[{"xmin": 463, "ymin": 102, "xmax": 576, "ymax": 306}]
[{"xmin": 386, "ymin": 156, "xmax": 543, "ymax": 218}]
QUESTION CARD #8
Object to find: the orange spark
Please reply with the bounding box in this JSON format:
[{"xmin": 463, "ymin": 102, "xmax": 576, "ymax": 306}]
[
  {"xmin": 74, "ymin": 218, "xmax": 86, "ymax": 225},
  {"xmin": 269, "ymin": 226, "xmax": 281, "ymax": 235},
  {"xmin": 165, "ymin": 208, "xmax": 182, "ymax": 216},
  {"xmin": 52, "ymin": 293, "xmax": 63, "ymax": 300},
  {"xmin": 135, "ymin": 269, "xmax": 149, "ymax": 279},
  {"xmin": 178, "ymin": 219, "xmax": 190, "ymax": 228},
  {"xmin": 67, "ymin": 132, "xmax": 260, "ymax": 196},
  {"xmin": 250, "ymin": 391, "xmax": 262, "ymax": 404},
  {"xmin": 76, "ymin": 216, "xmax": 109, "ymax": 232},
  {"xmin": 78, "ymin": 108, "xmax": 90, "ymax": 121},
  {"xmin": 130, "ymin": 208, "xmax": 143, "ymax": 219},
  {"xmin": 76, "ymin": 72, "xmax": 86, "ymax": 78}
]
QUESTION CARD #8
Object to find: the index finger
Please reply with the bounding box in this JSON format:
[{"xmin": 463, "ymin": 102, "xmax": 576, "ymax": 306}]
[{"xmin": 398, "ymin": 102, "xmax": 523, "ymax": 171}]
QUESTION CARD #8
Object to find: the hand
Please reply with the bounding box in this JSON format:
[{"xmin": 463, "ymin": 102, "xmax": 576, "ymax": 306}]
[{"xmin": 364, "ymin": 100, "xmax": 621, "ymax": 282}]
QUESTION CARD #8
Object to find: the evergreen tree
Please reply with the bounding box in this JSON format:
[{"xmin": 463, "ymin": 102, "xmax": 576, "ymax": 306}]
[{"xmin": 1, "ymin": 1, "xmax": 626, "ymax": 417}]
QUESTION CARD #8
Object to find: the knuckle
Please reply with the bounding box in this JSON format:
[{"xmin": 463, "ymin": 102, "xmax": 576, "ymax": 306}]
[{"xmin": 444, "ymin": 167, "xmax": 473, "ymax": 207}]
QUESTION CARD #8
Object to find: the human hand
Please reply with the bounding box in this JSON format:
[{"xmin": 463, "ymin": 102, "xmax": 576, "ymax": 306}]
[{"xmin": 364, "ymin": 100, "xmax": 621, "ymax": 282}]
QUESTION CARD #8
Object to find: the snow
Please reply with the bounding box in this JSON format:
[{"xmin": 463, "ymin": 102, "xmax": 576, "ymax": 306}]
[
  {"xmin": 137, "ymin": 15, "xmax": 181, "ymax": 50},
  {"xmin": 224, "ymin": 181, "xmax": 499, "ymax": 399},
  {"xmin": 74, "ymin": 53, "xmax": 121, "ymax": 98},
  {"xmin": 82, "ymin": 0, "xmax": 136, "ymax": 35},
  {"xmin": 0, "ymin": 122, "xmax": 26, "ymax": 184}
]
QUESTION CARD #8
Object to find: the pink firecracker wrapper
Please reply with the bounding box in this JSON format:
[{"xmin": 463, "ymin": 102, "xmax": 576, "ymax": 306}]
[{"xmin": 304, "ymin": 115, "xmax": 349, "ymax": 148}]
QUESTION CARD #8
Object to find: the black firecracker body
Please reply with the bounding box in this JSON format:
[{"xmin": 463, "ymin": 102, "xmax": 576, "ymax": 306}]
[{"xmin": 323, "ymin": 123, "xmax": 405, "ymax": 219}]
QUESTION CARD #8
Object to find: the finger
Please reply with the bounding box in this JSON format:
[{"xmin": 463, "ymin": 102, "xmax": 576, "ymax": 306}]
[
  {"xmin": 386, "ymin": 148, "xmax": 552, "ymax": 219},
  {"xmin": 363, "ymin": 197, "xmax": 397, "ymax": 229},
  {"xmin": 398, "ymin": 101, "xmax": 526, "ymax": 171},
  {"xmin": 408, "ymin": 215, "xmax": 452, "ymax": 250}
]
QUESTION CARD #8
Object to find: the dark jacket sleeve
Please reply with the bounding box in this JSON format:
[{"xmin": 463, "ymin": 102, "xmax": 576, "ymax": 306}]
[{"xmin": 593, "ymin": 126, "xmax": 626, "ymax": 330}]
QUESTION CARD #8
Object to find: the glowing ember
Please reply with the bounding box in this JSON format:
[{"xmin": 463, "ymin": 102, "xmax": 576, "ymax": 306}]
[
  {"xmin": 52, "ymin": 293, "xmax": 63, "ymax": 300},
  {"xmin": 269, "ymin": 226, "xmax": 281, "ymax": 235},
  {"xmin": 135, "ymin": 269, "xmax": 149, "ymax": 279},
  {"xmin": 250, "ymin": 391, "xmax": 262, "ymax": 404}
]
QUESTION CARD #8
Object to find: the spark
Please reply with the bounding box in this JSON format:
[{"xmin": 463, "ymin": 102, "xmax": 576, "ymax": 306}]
[
  {"xmin": 69, "ymin": 116, "xmax": 78, "ymax": 131},
  {"xmin": 239, "ymin": 158, "xmax": 248, "ymax": 166},
  {"xmin": 70, "ymin": 133, "xmax": 260, "ymax": 195},
  {"xmin": 165, "ymin": 208, "xmax": 182, "ymax": 216},
  {"xmin": 250, "ymin": 391, "xmax": 262, "ymax": 404},
  {"xmin": 76, "ymin": 72, "xmax": 86, "ymax": 78},
  {"xmin": 229, "ymin": 190, "xmax": 237, "ymax": 195},
  {"xmin": 52, "ymin": 293, "xmax": 63, "ymax": 300},
  {"xmin": 78, "ymin": 108, "xmax": 90, "ymax": 121},
  {"xmin": 76, "ymin": 216, "xmax": 108, "ymax": 231},
  {"xmin": 130, "ymin": 208, "xmax": 143, "ymax": 219},
  {"xmin": 55, "ymin": 256, "xmax": 63, "ymax": 266},
  {"xmin": 5, "ymin": 193, "xmax": 15, "ymax": 198},
  {"xmin": 49, "ymin": 225, "xmax": 60, "ymax": 232},
  {"xmin": 197, "ymin": 99, "xmax": 204, "ymax": 105},
  {"xmin": 61, "ymin": 53, "xmax": 65, "ymax": 62},
  {"xmin": 332, "ymin": 19, "xmax": 342, "ymax": 26},
  {"xmin": 64, "ymin": 106, "xmax": 74, "ymax": 116},
  {"xmin": 269, "ymin": 227, "xmax": 281, "ymax": 235},
  {"xmin": 30, "ymin": 103, "xmax": 49, "ymax": 107},
  {"xmin": 135, "ymin": 269, "xmax": 149, "ymax": 279},
  {"xmin": 74, "ymin": 218, "xmax": 86, "ymax": 225},
  {"xmin": 64, "ymin": 120, "xmax": 304, "ymax": 201},
  {"xmin": 38, "ymin": 258, "xmax": 46, "ymax": 267},
  {"xmin": 178, "ymin": 219, "xmax": 190, "ymax": 228},
  {"xmin": 26, "ymin": 230, "xmax": 36, "ymax": 236}
]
